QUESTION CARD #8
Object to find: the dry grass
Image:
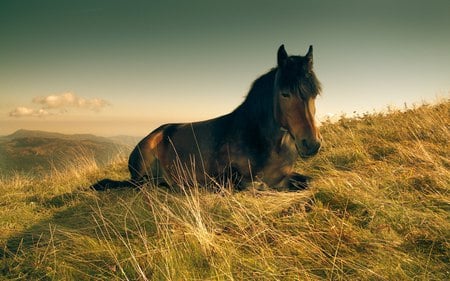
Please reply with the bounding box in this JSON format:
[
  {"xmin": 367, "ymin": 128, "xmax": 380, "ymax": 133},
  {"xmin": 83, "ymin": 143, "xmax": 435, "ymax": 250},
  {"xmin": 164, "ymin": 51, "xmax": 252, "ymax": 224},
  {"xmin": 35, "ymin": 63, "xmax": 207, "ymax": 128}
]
[{"xmin": 1, "ymin": 100, "xmax": 449, "ymax": 280}]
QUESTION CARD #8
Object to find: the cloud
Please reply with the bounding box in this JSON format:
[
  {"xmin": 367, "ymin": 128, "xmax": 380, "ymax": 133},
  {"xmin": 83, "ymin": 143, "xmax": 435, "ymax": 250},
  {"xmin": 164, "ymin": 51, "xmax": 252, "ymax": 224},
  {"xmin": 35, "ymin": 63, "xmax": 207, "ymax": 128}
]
[
  {"xmin": 9, "ymin": 92, "xmax": 111, "ymax": 118},
  {"xmin": 32, "ymin": 92, "xmax": 110, "ymax": 111},
  {"xmin": 9, "ymin": 107, "xmax": 50, "ymax": 117}
]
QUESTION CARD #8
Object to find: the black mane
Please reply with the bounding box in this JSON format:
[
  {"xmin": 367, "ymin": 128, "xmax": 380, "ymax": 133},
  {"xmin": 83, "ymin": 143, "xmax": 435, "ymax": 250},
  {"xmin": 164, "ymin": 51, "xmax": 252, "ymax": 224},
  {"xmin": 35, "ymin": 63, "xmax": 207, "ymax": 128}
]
[
  {"xmin": 227, "ymin": 68, "xmax": 280, "ymax": 168},
  {"xmin": 234, "ymin": 68, "xmax": 278, "ymax": 129}
]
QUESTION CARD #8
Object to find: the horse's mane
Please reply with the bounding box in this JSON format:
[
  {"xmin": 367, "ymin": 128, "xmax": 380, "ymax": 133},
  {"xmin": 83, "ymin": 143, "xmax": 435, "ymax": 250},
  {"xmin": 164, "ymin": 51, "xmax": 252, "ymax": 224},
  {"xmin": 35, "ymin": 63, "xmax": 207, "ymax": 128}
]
[
  {"xmin": 234, "ymin": 68, "xmax": 277, "ymax": 125},
  {"xmin": 222, "ymin": 68, "xmax": 278, "ymax": 165}
]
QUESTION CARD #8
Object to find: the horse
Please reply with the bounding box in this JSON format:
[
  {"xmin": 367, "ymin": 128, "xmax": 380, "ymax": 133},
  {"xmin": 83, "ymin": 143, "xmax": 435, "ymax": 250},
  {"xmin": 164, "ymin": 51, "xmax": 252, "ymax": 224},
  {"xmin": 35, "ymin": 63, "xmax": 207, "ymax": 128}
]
[{"xmin": 91, "ymin": 44, "xmax": 322, "ymax": 191}]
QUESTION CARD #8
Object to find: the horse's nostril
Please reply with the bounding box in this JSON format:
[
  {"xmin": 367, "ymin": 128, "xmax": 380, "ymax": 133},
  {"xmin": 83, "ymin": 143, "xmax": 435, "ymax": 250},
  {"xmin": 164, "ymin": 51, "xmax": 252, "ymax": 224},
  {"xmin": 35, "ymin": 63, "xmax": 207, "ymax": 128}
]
[
  {"xmin": 301, "ymin": 139, "xmax": 308, "ymax": 149},
  {"xmin": 301, "ymin": 139, "xmax": 321, "ymax": 155}
]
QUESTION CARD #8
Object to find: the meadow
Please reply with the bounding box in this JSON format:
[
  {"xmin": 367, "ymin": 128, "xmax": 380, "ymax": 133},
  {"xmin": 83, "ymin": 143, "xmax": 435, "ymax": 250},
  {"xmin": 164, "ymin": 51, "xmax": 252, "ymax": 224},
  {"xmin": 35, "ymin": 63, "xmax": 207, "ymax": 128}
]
[{"xmin": 1, "ymin": 100, "xmax": 448, "ymax": 280}]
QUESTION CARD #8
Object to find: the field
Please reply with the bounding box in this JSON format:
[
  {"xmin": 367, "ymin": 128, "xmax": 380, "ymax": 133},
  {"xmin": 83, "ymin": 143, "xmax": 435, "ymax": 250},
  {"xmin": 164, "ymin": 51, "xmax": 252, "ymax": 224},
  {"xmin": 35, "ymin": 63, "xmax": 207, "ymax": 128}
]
[{"xmin": 0, "ymin": 101, "xmax": 449, "ymax": 280}]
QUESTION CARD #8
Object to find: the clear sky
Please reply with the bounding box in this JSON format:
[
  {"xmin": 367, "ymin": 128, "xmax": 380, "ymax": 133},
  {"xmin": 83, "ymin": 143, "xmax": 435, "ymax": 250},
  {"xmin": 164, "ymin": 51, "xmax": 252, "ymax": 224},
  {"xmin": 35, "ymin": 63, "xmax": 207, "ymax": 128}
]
[{"xmin": 1, "ymin": 0, "xmax": 449, "ymax": 136}]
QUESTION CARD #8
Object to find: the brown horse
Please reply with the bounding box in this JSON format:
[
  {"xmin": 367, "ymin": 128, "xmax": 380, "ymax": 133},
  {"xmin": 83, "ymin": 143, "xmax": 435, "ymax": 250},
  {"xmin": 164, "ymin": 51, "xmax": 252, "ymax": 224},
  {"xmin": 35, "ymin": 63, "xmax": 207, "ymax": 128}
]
[{"xmin": 92, "ymin": 45, "xmax": 322, "ymax": 191}]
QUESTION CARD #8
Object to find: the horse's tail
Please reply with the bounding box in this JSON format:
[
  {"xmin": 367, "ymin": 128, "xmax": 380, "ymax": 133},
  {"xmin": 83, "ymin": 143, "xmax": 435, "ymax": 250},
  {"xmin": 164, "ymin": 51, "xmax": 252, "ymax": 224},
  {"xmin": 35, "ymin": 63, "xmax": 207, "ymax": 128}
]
[{"xmin": 90, "ymin": 178, "xmax": 138, "ymax": 191}]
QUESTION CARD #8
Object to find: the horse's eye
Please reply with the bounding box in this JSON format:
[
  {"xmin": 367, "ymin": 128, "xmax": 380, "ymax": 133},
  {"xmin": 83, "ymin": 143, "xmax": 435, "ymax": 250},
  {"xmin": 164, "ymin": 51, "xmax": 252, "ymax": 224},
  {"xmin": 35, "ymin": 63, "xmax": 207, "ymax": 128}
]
[{"xmin": 281, "ymin": 92, "xmax": 290, "ymax": 98}]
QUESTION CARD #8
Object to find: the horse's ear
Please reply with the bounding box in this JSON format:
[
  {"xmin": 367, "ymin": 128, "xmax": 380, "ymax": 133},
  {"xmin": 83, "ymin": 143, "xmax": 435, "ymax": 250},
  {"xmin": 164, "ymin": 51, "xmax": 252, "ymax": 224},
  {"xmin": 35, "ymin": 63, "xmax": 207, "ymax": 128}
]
[
  {"xmin": 306, "ymin": 45, "xmax": 313, "ymax": 58},
  {"xmin": 277, "ymin": 44, "xmax": 288, "ymax": 67},
  {"xmin": 306, "ymin": 45, "xmax": 313, "ymax": 69}
]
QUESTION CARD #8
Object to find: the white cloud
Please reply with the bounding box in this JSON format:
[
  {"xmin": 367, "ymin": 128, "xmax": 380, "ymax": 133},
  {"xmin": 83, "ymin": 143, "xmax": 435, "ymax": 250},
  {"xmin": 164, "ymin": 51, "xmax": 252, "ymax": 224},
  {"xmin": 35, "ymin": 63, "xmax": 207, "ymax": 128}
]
[
  {"xmin": 32, "ymin": 92, "xmax": 110, "ymax": 111},
  {"xmin": 9, "ymin": 92, "xmax": 111, "ymax": 118},
  {"xmin": 9, "ymin": 107, "xmax": 50, "ymax": 117}
]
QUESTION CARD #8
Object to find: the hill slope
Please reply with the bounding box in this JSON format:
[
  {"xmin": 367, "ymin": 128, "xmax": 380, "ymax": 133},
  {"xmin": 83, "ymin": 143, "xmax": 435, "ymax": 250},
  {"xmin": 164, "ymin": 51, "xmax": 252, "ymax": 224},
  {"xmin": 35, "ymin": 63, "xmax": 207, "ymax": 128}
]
[
  {"xmin": 0, "ymin": 101, "xmax": 448, "ymax": 280},
  {"xmin": 0, "ymin": 130, "xmax": 135, "ymax": 175}
]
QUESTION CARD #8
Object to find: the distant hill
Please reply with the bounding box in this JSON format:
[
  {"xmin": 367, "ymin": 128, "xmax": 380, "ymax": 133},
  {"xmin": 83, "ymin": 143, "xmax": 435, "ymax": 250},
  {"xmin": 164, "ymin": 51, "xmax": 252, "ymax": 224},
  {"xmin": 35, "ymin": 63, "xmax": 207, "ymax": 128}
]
[
  {"xmin": 0, "ymin": 129, "xmax": 140, "ymax": 147},
  {"xmin": 0, "ymin": 129, "xmax": 137, "ymax": 176},
  {"xmin": 4, "ymin": 129, "xmax": 116, "ymax": 143},
  {"xmin": 107, "ymin": 135, "xmax": 141, "ymax": 147}
]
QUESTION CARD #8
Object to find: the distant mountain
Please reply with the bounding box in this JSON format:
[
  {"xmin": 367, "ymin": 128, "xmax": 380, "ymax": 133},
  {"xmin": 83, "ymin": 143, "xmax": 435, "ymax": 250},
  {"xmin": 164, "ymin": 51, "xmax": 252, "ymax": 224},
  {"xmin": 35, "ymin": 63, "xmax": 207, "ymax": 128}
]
[
  {"xmin": 1, "ymin": 129, "xmax": 140, "ymax": 147},
  {"xmin": 0, "ymin": 129, "xmax": 136, "ymax": 176},
  {"xmin": 3, "ymin": 129, "xmax": 111, "ymax": 143}
]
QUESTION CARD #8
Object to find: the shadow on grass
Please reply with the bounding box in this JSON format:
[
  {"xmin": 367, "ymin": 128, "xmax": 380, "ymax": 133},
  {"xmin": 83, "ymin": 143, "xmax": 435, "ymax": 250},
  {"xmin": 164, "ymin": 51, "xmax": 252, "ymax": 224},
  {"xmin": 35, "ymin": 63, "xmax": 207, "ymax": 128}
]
[{"xmin": 0, "ymin": 186, "xmax": 148, "ymax": 279}]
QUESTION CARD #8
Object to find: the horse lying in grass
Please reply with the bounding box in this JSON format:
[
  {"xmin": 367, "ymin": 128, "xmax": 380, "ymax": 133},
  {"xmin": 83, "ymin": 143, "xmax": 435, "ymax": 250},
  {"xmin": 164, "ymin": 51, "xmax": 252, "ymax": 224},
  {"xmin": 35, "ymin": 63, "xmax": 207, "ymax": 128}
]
[{"xmin": 92, "ymin": 44, "xmax": 322, "ymax": 191}]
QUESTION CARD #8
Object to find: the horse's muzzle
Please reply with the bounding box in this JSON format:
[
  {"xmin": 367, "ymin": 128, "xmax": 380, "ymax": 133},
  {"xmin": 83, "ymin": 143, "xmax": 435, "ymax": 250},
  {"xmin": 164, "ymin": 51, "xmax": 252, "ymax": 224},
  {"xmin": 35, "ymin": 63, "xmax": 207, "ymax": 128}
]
[{"xmin": 297, "ymin": 138, "xmax": 321, "ymax": 158}]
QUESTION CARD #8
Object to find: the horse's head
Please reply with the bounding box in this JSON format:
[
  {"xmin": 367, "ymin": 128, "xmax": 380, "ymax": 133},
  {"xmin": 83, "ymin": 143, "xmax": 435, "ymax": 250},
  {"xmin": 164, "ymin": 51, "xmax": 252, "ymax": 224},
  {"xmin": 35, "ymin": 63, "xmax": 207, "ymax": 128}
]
[{"xmin": 274, "ymin": 44, "xmax": 322, "ymax": 158}]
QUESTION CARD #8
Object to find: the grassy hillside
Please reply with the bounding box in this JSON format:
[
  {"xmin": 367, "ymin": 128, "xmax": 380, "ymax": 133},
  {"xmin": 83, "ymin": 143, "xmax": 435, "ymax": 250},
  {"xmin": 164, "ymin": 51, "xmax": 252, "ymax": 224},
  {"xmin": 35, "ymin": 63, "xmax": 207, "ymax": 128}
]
[
  {"xmin": 0, "ymin": 101, "xmax": 448, "ymax": 280},
  {"xmin": 0, "ymin": 130, "xmax": 134, "ymax": 176}
]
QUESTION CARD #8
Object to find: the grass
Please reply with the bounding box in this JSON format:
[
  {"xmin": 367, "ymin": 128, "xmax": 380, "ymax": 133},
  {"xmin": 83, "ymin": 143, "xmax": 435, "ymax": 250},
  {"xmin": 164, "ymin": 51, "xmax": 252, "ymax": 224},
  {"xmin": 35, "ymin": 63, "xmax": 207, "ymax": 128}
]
[{"xmin": 1, "ymin": 100, "xmax": 449, "ymax": 280}]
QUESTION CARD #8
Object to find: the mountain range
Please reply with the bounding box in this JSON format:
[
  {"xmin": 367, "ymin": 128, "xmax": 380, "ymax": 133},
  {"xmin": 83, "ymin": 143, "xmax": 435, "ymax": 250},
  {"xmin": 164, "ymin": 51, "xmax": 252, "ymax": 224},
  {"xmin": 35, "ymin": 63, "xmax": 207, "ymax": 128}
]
[{"xmin": 0, "ymin": 129, "xmax": 140, "ymax": 176}]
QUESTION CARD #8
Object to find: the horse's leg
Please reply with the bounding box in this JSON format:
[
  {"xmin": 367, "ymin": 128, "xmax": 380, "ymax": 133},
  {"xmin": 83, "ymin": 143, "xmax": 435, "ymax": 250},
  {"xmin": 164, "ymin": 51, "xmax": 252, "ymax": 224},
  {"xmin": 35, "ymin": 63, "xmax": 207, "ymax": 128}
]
[
  {"xmin": 217, "ymin": 165, "xmax": 246, "ymax": 191},
  {"xmin": 279, "ymin": 173, "xmax": 311, "ymax": 190}
]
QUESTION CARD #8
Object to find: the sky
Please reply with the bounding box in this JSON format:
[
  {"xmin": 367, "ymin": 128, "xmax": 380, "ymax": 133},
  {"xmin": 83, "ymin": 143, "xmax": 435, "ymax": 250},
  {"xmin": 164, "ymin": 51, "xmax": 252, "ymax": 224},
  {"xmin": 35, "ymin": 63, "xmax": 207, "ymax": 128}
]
[{"xmin": 0, "ymin": 0, "xmax": 449, "ymax": 136}]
